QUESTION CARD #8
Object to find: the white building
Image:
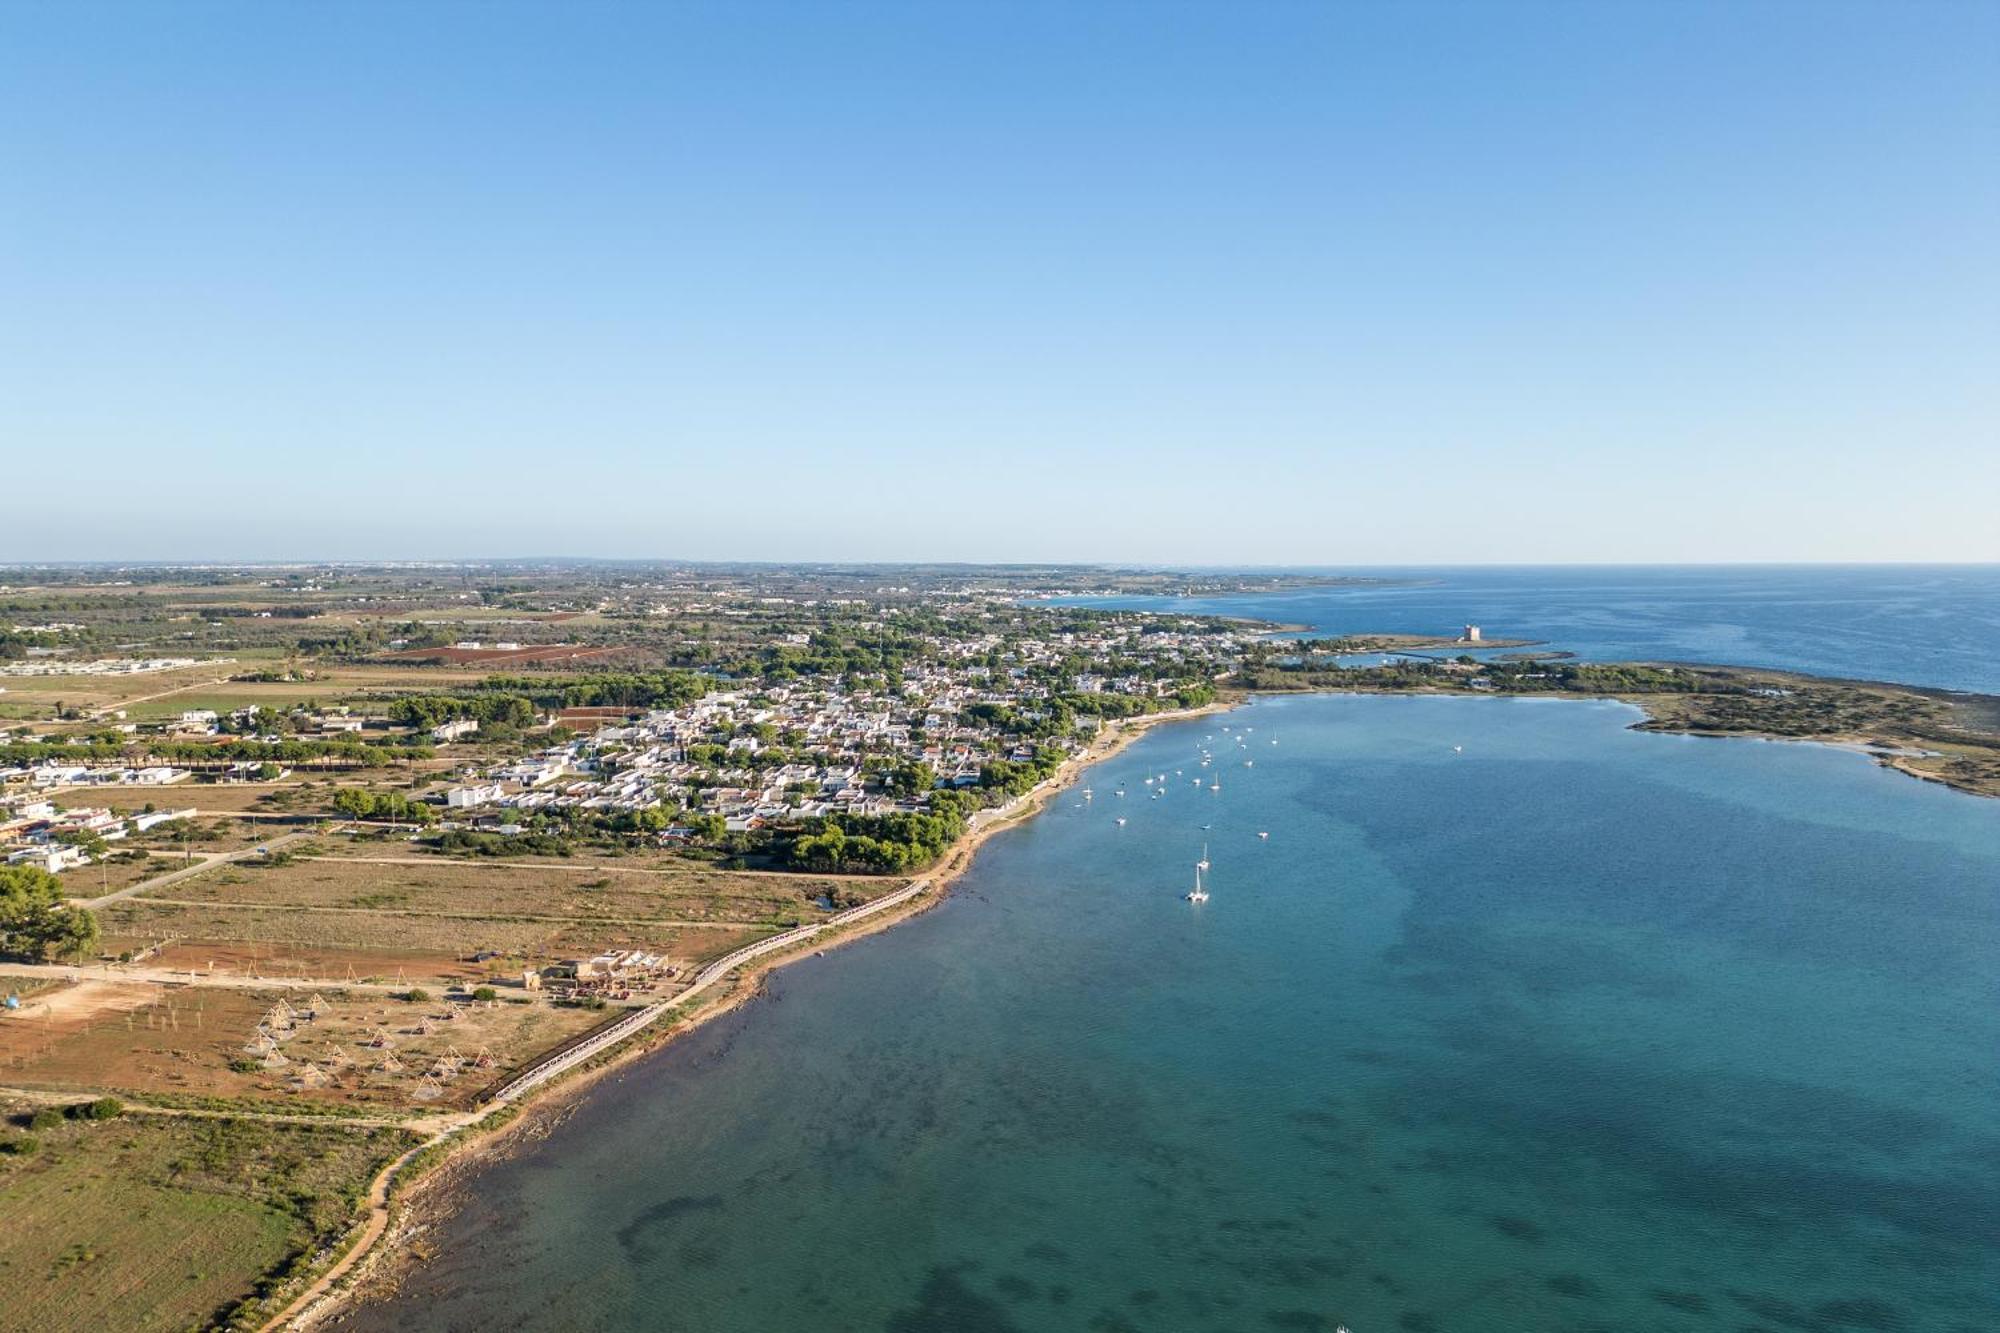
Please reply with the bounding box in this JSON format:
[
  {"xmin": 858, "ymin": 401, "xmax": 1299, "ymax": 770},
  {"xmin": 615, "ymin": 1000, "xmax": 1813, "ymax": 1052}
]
[
  {"xmin": 7, "ymin": 844, "xmax": 89, "ymax": 873},
  {"xmin": 431, "ymin": 718, "xmax": 480, "ymax": 743},
  {"xmin": 446, "ymin": 783, "xmax": 506, "ymax": 809}
]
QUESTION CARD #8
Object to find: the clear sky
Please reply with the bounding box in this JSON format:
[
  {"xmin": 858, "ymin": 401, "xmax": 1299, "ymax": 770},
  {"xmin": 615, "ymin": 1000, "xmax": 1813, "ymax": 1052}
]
[{"xmin": 2, "ymin": 1, "xmax": 1995, "ymax": 565}]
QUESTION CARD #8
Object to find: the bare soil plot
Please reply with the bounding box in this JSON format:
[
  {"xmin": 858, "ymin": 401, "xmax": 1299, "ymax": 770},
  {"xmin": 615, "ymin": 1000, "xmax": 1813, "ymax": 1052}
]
[
  {"xmin": 0, "ymin": 978, "xmax": 159, "ymax": 1033},
  {"xmin": 0, "ymin": 982, "xmax": 607, "ymax": 1110}
]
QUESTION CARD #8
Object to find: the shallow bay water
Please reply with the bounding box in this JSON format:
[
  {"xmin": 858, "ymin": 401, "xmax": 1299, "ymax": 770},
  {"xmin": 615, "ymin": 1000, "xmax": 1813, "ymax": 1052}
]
[{"xmin": 355, "ymin": 694, "xmax": 1999, "ymax": 1333}]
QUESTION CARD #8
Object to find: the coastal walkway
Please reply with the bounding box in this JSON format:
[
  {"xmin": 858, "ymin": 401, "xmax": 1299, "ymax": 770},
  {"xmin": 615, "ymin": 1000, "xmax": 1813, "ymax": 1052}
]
[
  {"xmin": 266, "ymin": 745, "xmax": 1129, "ymax": 1330},
  {"xmin": 263, "ymin": 876, "xmax": 933, "ymax": 1332},
  {"xmin": 489, "ymin": 873, "xmax": 933, "ymax": 1104}
]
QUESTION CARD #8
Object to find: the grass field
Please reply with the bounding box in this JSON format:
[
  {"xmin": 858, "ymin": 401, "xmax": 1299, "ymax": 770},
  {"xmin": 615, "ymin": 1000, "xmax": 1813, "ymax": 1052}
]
[
  {"xmin": 57, "ymin": 851, "xmax": 177, "ymax": 897},
  {"xmin": 73, "ymin": 846, "xmax": 899, "ymax": 985},
  {"xmin": 153, "ymin": 856, "xmax": 874, "ymax": 922},
  {"xmin": 97, "ymin": 898, "xmax": 777, "ymax": 971},
  {"xmin": 70, "ymin": 781, "xmax": 328, "ymax": 814},
  {"xmin": 6, "ymin": 661, "xmax": 498, "ymax": 723},
  {"xmin": 0, "ymin": 1098, "xmax": 413, "ymax": 1332}
]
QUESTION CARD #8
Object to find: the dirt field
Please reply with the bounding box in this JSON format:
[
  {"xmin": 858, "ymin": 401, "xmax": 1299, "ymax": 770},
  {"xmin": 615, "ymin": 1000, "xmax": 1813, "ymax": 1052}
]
[
  {"xmin": 8, "ymin": 662, "xmax": 499, "ymax": 725},
  {"xmin": 0, "ymin": 980, "xmax": 610, "ymax": 1110},
  {"xmin": 108, "ymin": 941, "xmax": 488, "ymax": 985},
  {"xmin": 0, "ymin": 661, "xmax": 240, "ymax": 712},
  {"xmin": 149, "ymin": 856, "xmax": 863, "ymax": 922},
  {"xmin": 0, "ymin": 1094, "xmax": 412, "ymax": 1332},
  {"xmin": 96, "ymin": 899, "xmax": 775, "ymax": 974},
  {"xmin": 69, "ymin": 780, "xmax": 324, "ymax": 814},
  {"xmin": 52, "ymin": 851, "xmax": 176, "ymax": 897},
  {"xmin": 121, "ymin": 815, "xmax": 294, "ymax": 854}
]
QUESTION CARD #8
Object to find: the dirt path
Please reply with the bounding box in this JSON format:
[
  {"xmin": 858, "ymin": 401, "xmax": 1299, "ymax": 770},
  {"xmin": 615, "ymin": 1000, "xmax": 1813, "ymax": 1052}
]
[
  {"xmin": 0, "ymin": 1083, "xmax": 412, "ymax": 1130},
  {"xmin": 257, "ymin": 1138, "xmax": 434, "ymax": 1330},
  {"xmin": 83, "ymin": 672, "xmax": 238, "ymax": 719},
  {"xmin": 0, "ymin": 961, "xmax": 417, "ymax": 995},
  {"xmin": 75, "ymin": 830, "xmax": 319, "ymax": 909}
]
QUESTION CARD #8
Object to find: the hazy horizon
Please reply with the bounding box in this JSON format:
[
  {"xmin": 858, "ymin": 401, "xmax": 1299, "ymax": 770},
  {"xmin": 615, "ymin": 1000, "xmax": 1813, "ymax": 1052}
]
[{"xmin": 3, "ymin": 556, "xmax": 1997, "ymax": 573}]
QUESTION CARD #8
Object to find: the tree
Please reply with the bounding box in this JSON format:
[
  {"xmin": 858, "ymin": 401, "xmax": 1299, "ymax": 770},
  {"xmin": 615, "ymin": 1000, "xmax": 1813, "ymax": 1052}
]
[{"xmin": 0, "ymin": 866, "xmax": 100, "ymax": 962}]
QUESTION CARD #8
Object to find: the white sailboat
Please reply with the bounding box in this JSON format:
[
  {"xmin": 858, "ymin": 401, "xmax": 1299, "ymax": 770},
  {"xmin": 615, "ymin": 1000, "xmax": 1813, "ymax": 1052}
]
[
  {"xmin": 1197, "ymin": 842, "xmax": 1210, "ymax": 871},
  {"xmin": 1186, "ymin": 862, "xmax": 1209, "ymax": 903}
]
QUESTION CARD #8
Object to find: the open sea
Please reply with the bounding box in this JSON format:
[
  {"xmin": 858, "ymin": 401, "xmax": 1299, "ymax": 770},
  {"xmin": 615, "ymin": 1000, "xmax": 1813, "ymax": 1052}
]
[
  {"xmin": 1054, "ymin": 565, "xmax": 2000, "ymax": 695},
  {"xmin": 355, "ymin": 570, "xmax": 1999, "ymax": 1333}
]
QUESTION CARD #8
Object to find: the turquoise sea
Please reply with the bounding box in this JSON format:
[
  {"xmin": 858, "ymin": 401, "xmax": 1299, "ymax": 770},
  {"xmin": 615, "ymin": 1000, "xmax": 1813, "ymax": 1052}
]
[
  {"xmin": 1054, "ymin": 565, "xmax": 2000, "ymax": 695},
  {"xmin": 356, "ymin": 690, "xmax": 2000, "ymax": 1333}
]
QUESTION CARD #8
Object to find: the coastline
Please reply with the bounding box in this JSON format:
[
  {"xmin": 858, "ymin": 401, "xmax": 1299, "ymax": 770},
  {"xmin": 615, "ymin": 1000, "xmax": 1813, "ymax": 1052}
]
[
  {"xmin": 265, "ymin": 665, "xmax": 1999, "ymax": 1327},
  {"xmin": 268, "ymin": 697, "xmax": 1230, "ymax": 1330}
]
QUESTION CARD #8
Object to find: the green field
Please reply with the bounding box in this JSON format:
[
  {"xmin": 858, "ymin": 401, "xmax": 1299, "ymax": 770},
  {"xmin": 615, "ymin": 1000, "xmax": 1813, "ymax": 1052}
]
[{"xmin": 0, "ymin": 1100, "xmax": 413, "ymax": 1332}]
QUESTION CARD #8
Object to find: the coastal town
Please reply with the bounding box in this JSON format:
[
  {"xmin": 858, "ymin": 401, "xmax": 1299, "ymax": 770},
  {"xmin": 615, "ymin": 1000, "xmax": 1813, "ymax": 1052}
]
[
  {"xmin": 0, "ymin": 563, "xmax": 1272, "ymax": 1331},
  {"xmin": 4, "ymin": 562, "xmax": 1997, "ymax": 1331}
]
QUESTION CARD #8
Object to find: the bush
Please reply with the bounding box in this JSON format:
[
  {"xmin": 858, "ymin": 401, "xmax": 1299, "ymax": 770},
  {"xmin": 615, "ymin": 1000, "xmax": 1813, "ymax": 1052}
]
[
  {"xmin": 471, "ymin": 987, "xmax": 497, "ymax": 1002},
  {"xmin": 0, "ymin": 1135, "xmax": 38, "ymax": 1155},
  {"xmin": 405, "ymin": 988, "xmax": 431, "ymax": 1003},
  {"xmin": 26, "ymin": 1108, "xmax": 62, "ymax": 1131},
  {"xmin": 72, "ymin": 1097, "xmax": 123, "ymax": 1121}
]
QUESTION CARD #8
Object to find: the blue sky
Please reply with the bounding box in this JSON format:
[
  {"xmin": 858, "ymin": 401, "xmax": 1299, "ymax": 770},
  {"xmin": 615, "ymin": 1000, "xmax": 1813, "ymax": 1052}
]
[{"xmin": 3, "ymin": 1, "xmax": 1994, "ymax": 564}]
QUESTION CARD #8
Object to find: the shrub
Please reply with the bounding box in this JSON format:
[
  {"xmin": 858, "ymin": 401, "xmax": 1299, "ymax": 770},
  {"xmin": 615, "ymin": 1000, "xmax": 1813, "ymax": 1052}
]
[
  {"xmin": 405, "ymin": 988, "xmax": 431, "ymax": 1003},
  {"xmin": 72, "ymin": 1097, "xmax": 123, "ymax": 1121},
  {"xmin": 27, "ymin": 1108, "xmax": 62, "ymax": 1131},
  {"xmin": 471, "ymin": 987, "xmax": 497, "ymax": 1002},
  {"xmin": 0, "ymin": 1135, "xmax": 38, "ymax": 1155}
]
